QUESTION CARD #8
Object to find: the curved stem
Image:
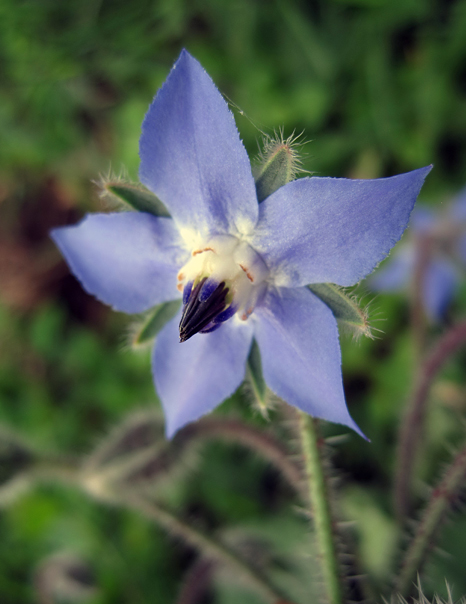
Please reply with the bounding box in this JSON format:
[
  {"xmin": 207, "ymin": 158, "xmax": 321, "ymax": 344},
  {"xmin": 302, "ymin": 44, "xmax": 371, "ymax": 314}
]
[
  {"xmin": 118, "ymin": 493, "xmax": 291, "ymax": 604},
  {"xmin": 396, "ymin": 442, "xmax": 466, "ymax": 596},
  {"xmin": 175, "ymin": 417, "xmax": 304, "ymax": 498},
  {"xmin": 395, "ymin": 320, "xmax": 466, "ymax": 519},
  {"xmin": 23, "ymin": 457, "xmax": 292, "ymax": 603},
  {"xmin": 31, "ymin": 459, "xmax": 291, "ymax": 603},
  {"xmin": 297, "ymin": 412, "xmax": 343, "ymax": 604}
]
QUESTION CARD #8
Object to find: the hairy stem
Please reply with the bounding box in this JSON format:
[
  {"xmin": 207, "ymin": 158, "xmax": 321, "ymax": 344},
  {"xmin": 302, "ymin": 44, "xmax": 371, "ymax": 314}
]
[
  {"xmin": 396, "ymin": 442, "xmax": 466, "ymax": 596},
  {"xmin": 395, "ymin": 321, "xmax": 466, "ymax": 519},
  {"xmin": 176, "ymin": 417, "xmax": 305, "ymax": 498},
  {"xmin": 25, "ymin": 458, "xmax": 292, "ymax": 603},
  {"xmin": 298, "ymin": 412, "xmax": 343, "ymax": 604},
  {"xmin": 117, "ymin": 493, "xmax": 290, "ymax": 604}
]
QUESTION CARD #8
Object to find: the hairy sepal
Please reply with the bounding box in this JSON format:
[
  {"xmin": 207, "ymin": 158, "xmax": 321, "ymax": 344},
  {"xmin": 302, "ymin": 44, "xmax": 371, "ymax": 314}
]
[
  {"xmin": 246, "ymin": 339, "xmax": 269, "ymax": 415},
  {"xmin": 254, "ymin": 132, "xmax": 304, "ymax": 202},
  {"xmin": 101, "ymin": 179, "xmax": 171, "ymax": 217},
  {"xmin": 308, "ymin": 283, "xmax": 371, "ymax": 338},
  {"xmin": 131, "ymin": 300, "xmax": 181, "ymax": 348}
]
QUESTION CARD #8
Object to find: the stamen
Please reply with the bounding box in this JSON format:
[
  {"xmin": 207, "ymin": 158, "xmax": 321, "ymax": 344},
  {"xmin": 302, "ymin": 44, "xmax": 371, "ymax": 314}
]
[
  {"xmin": 192, "ymin": 247, "xmax": 214, "ymax": 256},
  {"xmin": 179, "ymin": 279, "xmax": 230, "ymax": 342},
  {"xmin": 182, "ymin": 281, "xmax": 194, "ymax": 304},
  {"xmin": 239, "ymin": 264, "xmax": 254, "ymax": 282},
  {"xmin": 176, "ymin": 234, "xmax": 270, "ymax": 338}
]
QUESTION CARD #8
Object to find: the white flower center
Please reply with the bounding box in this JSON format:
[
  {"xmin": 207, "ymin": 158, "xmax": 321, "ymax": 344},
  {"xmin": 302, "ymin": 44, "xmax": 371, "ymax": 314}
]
[{"xmin": 177, "ymin": 235, "xmax": 269, "ymax": 322}]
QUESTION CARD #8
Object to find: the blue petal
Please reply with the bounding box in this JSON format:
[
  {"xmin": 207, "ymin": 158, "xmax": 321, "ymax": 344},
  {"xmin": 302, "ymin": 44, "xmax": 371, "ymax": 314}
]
[
  {"xmin": 51, "ymin": 213, "xmax": 188, "ymax": 313},
  {"xmin": 139, "ymin": 49, "xmax": 258, "ymax": 238},
  {"xmin": 423, "ymin": 259, "xmax": 458, "ymax": 321},
  {"xmin": 254, "ymin": 287, "xmax": 365, "ymax": 437},
  {"xmin": 449, "ymin": 186, "xmax": 466, "ymax": 221},
  {"xmin": 250, "ymin": 166, "xmax": 432, "ymax": 287},
  {"xmin": 369, "ymin": 247, "xmax": 413, "ymax": 291},
  {"xmin": 457, "ymin": 233, "xmax": 466, "ymax": 264},
  {"xmin": 153, "ymin": 313, "xmax": 253, "ymax": 437}
]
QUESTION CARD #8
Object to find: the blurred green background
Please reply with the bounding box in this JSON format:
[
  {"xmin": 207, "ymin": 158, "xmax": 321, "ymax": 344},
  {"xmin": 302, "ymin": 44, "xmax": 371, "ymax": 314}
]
[{"xmin": 2, "ymin": 0, "xmax": 466, "ymax": 602}]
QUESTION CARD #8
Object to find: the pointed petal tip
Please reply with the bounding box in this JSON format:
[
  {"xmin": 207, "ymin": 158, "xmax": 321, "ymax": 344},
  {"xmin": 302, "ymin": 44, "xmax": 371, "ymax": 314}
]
[
  {"xmin": 350, "ymin": 419, "xmax": 370, "ymax": 442},
  {"xmin": 50, "ymin": 221, "xmax": 80, "ymax": 245},
  {"xmin": 50, "ymin": 225, "xmax": 63, "ymax": 241},
  {"xmin": 404, "ymin": 164, "xmax": 433, "ymax": 192},
  {"xmin": 175, "ymin": 48, "xmax": 192, "ymax": 68},
  {"xmin": 252, "ymin": 164, "xmax": 433, "ymax": 288},
  {"xmin": 164, "ymin": 411, "xmax": 198, "ymax": 440},
  {"xmin": 416, "ymin": 164, "xmax": 433, "ymax": 179},
  {"xmin": 164, "ymin": 422, "xmax": 177, "ymax": 440},
  {"xmin": 179, "ymin": 48, "xmax": 192, "ymax": 60},
  {"xmin": 139, "ymin": 44, "xmax": 258, "ymax": 236}
]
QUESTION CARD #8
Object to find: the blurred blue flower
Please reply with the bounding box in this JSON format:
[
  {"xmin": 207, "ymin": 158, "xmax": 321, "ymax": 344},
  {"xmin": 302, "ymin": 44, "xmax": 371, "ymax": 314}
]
[
  {"xmin": 370, "ymin": 188, "xmax": 466, "ymax": 321},
  {"xmin": 51, "ymin": 50, "xmax": 431, "ymax": 437}
]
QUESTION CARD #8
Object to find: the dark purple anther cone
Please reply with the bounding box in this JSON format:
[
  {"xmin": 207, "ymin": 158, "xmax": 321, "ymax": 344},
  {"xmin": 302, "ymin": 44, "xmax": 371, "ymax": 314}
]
[{"xmin": 179, "ymin": 278, "xmax": 229, "ymax": 342}]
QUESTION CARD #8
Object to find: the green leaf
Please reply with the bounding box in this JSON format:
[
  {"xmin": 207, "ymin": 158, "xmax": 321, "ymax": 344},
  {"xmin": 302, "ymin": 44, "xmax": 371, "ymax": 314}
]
[
  {"xmin": 131, "ymin": 300, "xmax": 181, "ymax": 348},
  {"xmin": 105, "ymin": 182, "xmax": 171, "ymax": 217},
  {"xmin": 247, "ymin": 339, "xmax": 268, "ymax": 414},
  {"xmin": 308, "ymin": 283, "xmax": 371, "ymax": 338}
]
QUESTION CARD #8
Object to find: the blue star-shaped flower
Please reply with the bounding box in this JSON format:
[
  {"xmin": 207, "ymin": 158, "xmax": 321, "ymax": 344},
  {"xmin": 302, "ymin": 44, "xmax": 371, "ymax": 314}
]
[{"xmin": 51, "ymin": 50, "xmax": 431, "ymax": 438}]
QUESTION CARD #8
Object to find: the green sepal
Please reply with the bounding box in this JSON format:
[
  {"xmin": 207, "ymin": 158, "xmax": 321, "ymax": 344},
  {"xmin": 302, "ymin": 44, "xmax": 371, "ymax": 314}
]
[
  {"xmin": 254, "ymin": 132, "xmax": 304, "ymax": 202},
  {"xmin": 131, "ymin": 300, "xmax": 181, "ymax": 348},
  {"xmin": 247, "ymin": 339, "xmax": 268, "ymax": 414},
  {"xmin": 255, "ymin": 146, "xmax": 295, "ymax": 202},
  {"xmin": 308, "ymin": 283, "xmax": 371, "ymax": 338},
  {"xmin": 105, "ymin": 182, "xmax": 171, "ymax": 217}
]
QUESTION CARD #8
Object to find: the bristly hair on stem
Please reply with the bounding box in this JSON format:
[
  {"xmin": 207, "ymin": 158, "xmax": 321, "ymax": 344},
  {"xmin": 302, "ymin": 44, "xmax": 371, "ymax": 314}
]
[
  {"xmin": 388, "ymin": 578, "xmax": 464, "ymax": 604},
  {"xmin": 395, "ymin": 320, "xmax": 466, "ymax": 520},
  {"xmin": 172, "ymin": 417, "xmax": 305, "ymax": 499},
  {"xmin": 396, "ymin": 442, "xmax": 466, "ymax": 598},
  {"xmin": 297, "ymin": 412, "xmax": 345, "ymax": 604}
]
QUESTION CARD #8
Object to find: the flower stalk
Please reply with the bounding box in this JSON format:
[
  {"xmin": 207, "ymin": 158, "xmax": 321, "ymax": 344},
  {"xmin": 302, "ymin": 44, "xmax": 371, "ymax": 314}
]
[
  {"xmin": 297, "ymin": 412, "xmax": 343, "ymax": 604},
  {"xmin": 175, "ymin": 417, "xmax": 305, "ymax": 498},
  {"xmin": 113, "ymin": 493, "xmax": 291, "ymax": 604},
  {"xmin": 8, "ymin": 454, "xmax": 290, "ymax": 604},
  {"xmin": 396, "ymin": 442, "xmax": 466, "ymax": 597},
  {"xmin": 395, "ymin": 320, "xmax": 466, "ymax": 519}
]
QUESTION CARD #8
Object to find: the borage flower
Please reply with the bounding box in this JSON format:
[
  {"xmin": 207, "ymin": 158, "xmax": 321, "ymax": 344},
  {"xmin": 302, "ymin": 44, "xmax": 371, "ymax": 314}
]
[{"xmin": 51, "ymin": 50, "xmax": 431, "ymax": 438}]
